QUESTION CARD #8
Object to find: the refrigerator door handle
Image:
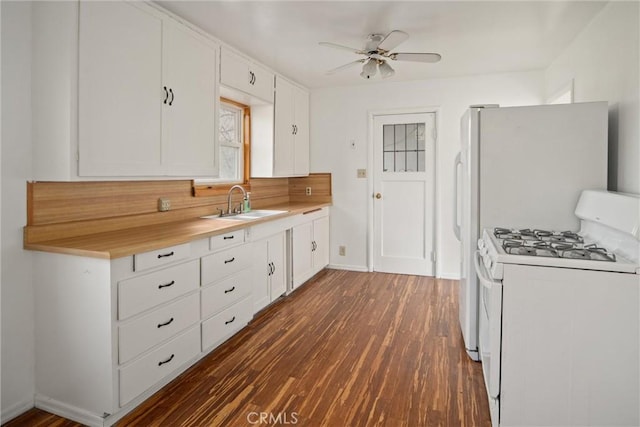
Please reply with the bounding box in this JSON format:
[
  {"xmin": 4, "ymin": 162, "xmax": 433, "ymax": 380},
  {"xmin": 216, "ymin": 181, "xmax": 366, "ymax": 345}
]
[{"xmin": 453, "ymin": 152, "xmax": 462, "ymax": 241}]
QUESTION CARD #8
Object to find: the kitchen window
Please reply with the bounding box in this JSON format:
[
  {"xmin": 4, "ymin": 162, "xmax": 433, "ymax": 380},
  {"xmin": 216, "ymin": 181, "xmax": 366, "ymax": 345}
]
[
  {"xmin": 219, "ymin": 100, "xmax": 244, "ymax": 181},
  {"xmin": 193, "ymin": 98, "xmax": 251, "ymax": 194}
]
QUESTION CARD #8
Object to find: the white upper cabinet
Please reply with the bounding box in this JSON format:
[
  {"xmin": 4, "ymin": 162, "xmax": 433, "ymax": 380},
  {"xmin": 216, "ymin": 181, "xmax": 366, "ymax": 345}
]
[
  {"xmin": 78, "ymin": 2, "xmax": 165, "ymax": 177},
  {"xmin": 274, "ymin": 77, "xmax": 310, "ymax": 177},
  {"xmin": 36, "ymin": 1, "xmax": 219, "ymax": 179},
  {"xmin": 252, "ymin": 76, "xmax": 309, "ymax": 178},
  {"xmin": 220, "ymin": 47, "xmax": 274, "ymax": 103},
  {"xmin": 79, "ymin": 2, "xmax": 218, "ymax": 178},
  {"xmin": 161, "ymin": 21, "xmax": 218, "ymax": 176}
]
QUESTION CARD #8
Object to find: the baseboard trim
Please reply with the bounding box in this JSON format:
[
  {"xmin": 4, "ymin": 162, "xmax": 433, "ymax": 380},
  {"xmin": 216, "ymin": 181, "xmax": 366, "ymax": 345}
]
[
  {"xmin": 327, "ymin": 264, "xmax": 368, "ymax": 272},
  {"xmin": 35, "ymin": 395, "xmax": 105, "ymax": 427},
  {"xmin": 436, "ymin": 272, "xmax": 460, "ymax": 280},
  {"xmin": 1, "ymin": 397, "xmax": 35, "ymax": 424}
]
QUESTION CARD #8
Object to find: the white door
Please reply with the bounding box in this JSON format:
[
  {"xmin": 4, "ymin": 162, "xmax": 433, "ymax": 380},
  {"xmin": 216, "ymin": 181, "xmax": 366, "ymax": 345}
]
[{"xmin": 373, "ymin": 113, "xmax": 436, "ymax": 276}]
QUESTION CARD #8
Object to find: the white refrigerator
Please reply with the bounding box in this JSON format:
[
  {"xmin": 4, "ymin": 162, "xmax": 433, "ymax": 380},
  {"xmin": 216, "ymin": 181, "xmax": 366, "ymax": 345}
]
[{"xmin": 453, "ymin": 102, "xmax": 608, "ymax": 361}]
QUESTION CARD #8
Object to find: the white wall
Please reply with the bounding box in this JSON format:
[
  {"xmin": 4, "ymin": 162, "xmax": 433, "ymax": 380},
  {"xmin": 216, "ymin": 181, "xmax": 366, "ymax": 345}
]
[
  {"xmin": 1, "ymin": 1, "xmax": 35, "ymax": 421},
  {"xmin": 545, "ymin": 1, "xmax": 640, "ymax": 194},
  {"xmin": 310, "ymin": 71, "xmax": 544, "ymax": 277}
]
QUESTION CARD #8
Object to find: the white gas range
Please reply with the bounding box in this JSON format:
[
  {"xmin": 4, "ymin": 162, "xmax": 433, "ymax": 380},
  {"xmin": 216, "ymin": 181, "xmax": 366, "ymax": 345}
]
[{"xmin": 475, "ymin": 190, "xmax": 640, "ymax": 427}]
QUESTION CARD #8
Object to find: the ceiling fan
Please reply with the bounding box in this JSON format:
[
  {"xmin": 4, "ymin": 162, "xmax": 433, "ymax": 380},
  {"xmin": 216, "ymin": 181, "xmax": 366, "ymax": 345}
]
[{"xmin": 319, "ymin": 30, "xmax": 441, "ymax": 79}]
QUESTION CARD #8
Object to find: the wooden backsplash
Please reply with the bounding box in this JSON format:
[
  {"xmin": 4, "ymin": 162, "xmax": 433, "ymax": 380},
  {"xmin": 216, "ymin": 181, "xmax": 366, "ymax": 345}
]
[{"xmin": 25, "ymin": 174, "xmax": 331, "ymax": 243}]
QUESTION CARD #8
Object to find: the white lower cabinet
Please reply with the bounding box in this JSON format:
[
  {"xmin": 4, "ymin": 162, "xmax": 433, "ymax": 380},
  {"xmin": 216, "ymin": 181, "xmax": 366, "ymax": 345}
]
[
  {"xmin": 292, "ymin": 208, "xmax": 330, "ymax": 289},
  {"xmin": 252, "ymin": 232, "xmax": 287, "ymax": 312},
  {"xmin": 32, "ymin": 210, "xmax": 329, "ymax": 426},
  {"xmin": 119, "ymin": 326, "xmax": 201, "ymax": 407},
  {"xmin": 202, "ymin": 296, "xmax": 253, "ymax": 351}
]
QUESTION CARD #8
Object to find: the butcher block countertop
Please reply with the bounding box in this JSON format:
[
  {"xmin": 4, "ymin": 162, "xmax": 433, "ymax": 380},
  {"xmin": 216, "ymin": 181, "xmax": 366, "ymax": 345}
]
[{"xmin": 24, "ymin": 202, "xmax": 330, "ymax": 260}]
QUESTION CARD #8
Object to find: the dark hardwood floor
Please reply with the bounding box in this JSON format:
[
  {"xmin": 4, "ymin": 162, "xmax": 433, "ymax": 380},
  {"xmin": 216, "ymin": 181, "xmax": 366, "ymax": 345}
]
[{"xmin": 4, "ymin": 269, "xmax": 490, "ymax": 427}]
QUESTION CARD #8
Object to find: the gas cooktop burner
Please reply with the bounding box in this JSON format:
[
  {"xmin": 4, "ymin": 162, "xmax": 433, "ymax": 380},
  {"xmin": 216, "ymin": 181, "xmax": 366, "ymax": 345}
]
[{"xmin": 494, "ymin": 227, "xmax": 616, "ymax": 262}]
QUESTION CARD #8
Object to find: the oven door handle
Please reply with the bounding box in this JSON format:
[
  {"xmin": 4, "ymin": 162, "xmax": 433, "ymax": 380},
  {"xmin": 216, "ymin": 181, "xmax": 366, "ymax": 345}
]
[
  {"xmin": 474, "ymin": 250, "xmax": 500, "ymax": 290},
  {"xmin": 474, "ymin": 250, "xmax": 503, "ymax": 400}
]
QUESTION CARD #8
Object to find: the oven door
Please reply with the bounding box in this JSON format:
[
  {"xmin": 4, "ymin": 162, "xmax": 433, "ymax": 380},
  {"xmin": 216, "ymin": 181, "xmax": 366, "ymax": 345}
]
[{"xmin": 474, "ymin": 250, "xmax": 503, "ymax": 426}]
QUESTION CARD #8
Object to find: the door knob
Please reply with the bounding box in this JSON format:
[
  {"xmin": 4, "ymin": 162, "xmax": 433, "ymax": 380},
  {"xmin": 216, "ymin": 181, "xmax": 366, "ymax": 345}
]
[{"xmin": 375, "ymin": 193, "xmax": 382, "ymax": 199}]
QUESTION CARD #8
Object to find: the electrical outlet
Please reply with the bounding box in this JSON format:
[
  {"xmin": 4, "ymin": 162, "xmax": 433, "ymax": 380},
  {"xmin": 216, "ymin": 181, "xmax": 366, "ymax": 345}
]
[
  {"xmin": 357, "ymin": 169, "xmax": 367, "ymax": 178},
  {"xmin": 158, "ymin": 198, "xmax": 171, "ymax": 212},
  {"xmin": 305, "ymin": 187, "xmax": 312, "ymax": 196},
  {"xmin": 339, "ymin": 245, "xmax": 346, "ymax": 256}
]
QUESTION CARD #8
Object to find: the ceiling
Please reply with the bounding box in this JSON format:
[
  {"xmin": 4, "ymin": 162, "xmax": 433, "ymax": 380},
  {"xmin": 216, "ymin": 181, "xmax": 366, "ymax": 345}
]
[{"xmin": 157, "ymin": 1, "xmax": 607, "ymax": 89}]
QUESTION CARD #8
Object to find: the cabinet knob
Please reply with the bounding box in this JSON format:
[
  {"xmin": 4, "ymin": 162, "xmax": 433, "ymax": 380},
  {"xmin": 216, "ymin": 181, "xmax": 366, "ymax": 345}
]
[{"xmin": 375, "ymin": 193, "xmax": 382, "ymax": 199}]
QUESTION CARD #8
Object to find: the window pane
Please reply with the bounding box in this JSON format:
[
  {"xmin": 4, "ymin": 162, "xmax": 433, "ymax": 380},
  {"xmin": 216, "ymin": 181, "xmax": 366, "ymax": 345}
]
[
  {"xmin": 418, "ymin": 151, "xmax": 425, "ymax": 172},
  {"xmin": 394, "ymin": 124, "xmax": 406, "ymax": 151},
  {"xmin": 417, "ymin": 123, "xmax": 426, "ymax": 150},
  {"xmin": 220, "ymin": 146, "xmax": 239, "ymax": 180},
  {"xmin": 384, "ymin": 152, "xmax": 394, "ymax": 172},
  {"xmin": 406, "ymin": 123, "xmax": 418, "ymax": 151},
  {"xmin": 220, "ymin": 107, "xmax": 238, "ymax": 145},
  {"xmin": 383, "ymin": 125, "xmax": 394, "ymax": 151},
  {"xmin": 406, "ymin": 151, "xmax": 418, "ymax": 172},
  {"xmin": 395, "ymin": 151, "xmax": 406, "ymax": 172}
]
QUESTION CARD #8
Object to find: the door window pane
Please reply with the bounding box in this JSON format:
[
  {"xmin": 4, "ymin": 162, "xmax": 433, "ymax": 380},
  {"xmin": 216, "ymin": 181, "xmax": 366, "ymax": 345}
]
[{"xmin": 382, "ymin": 122, "xmax": 426, "ymax": 172}]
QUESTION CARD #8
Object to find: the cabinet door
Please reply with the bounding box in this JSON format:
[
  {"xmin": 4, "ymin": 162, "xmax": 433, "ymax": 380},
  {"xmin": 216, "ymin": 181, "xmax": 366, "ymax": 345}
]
[
  {"xmin": 249, "ymin": 62, "xmax": 275, "ymax": 103},
  {"xmin": 273, "ymin": 77, "xmax": 295, "ymax": 176},
  {"xmin": 220, "ymin": 48, "xmax": 250, "ymax": 94},
  {"xmin": 292, "ymin": 221, "xmax": 313, "ymax": 289},
  {"xmin": 252, "ymin": 239, "xmax": 270, "ymax": 313},
  {"xmin": 78, "ymin": 2, "xmax": 163, "ymax": 176},
  {"xmin": 268, "ymin": 233, "xmax": 287, "ymax": 300},
  {"xmin": 162, "ymin": 22, "xmax": 218, "ymax": 176},
  {"xmin": 313, "ymin": 216, "xmax": 330, "ymax": 273},
  {"xmin": 293, "ymin": 87, "xmax": 310, "ymax": 176}
]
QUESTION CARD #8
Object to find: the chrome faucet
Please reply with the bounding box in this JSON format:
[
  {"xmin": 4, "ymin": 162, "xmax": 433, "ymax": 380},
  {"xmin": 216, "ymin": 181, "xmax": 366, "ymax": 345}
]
[{"xmin": 223, "ymin": 184, "xmax": 247, "ymax": 216}]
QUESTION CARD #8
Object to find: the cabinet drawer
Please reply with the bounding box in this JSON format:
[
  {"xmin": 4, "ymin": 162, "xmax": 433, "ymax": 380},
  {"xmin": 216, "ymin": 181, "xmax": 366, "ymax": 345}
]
[
  {"xmin": 119, "ymin": 326, "xmax": 200, "ymax": 407},
  {"xmin": 119, "ymin": 260, "xmax": 199, "ymax": 320},
  {"xmin": 202, "ymin": 296, "xmax": 252, "ymax": 351},
  {"xmin": 210, "ymin": 229, "xmax": 245, "ymax": 252},
  {"xmin": 134, "ymin": 243, "xmax": 191, "ymax": 272},
  {"xmin": 201, "ymin": 269, "xmax": 252, "ymax": 319},
  {"xmin": 201, "ymin": 244, "xmax": 252, "ymax": 285},
  {"xmin": 119, "ymin": 292, "xmax": 200, "ymax": 364}
]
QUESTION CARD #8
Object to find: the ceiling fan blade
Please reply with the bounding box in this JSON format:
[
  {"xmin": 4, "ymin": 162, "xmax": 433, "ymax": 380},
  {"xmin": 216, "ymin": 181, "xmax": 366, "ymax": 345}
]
[
  {"xmin": 319, "ymin": 42, "xmax": 365, "ymax": 55},
  {"xmin": 325, "ymin": 59, "xmax": 366, "ymax": 75},
  {"xmin": 377, "ymin": 30, "xmax": 409, "ymax": 52},
  {"xmin": 390, "ymin": 52, "xmax": 442, "ymax": 63}
]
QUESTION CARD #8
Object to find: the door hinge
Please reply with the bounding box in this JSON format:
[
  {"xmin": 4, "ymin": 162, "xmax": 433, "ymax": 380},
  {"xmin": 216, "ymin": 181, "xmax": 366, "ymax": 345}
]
[{"xmin": 431, "ymin": 252, "xmax": 437, "ymax": 262}]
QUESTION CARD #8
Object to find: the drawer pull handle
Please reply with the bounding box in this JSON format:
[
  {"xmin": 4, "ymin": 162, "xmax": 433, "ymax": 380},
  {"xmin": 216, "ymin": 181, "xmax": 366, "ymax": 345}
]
[
  {"xmin": 224, "ymin": 257, "xmax": 235, "ymax": 264},
  {"xmin": 158, "ymin": 354, "xmax": 175, "ymax": 366},
  {"xmin": 225, "ymin": 316, "xmax": 236, "ymax": 325},
  {"xmin": 224, "ymin": 286, "xmax": 235, "ymax": 294},
  {"xmin": 157, "ymin": 251, "xmax": 175, "ymax": 259},
  {"xmin": 158, "ymin": 280, "xmax": 175, "ymax": 289},
  {"xmin": 223, "ymin": 235, "xmax": 235, "ymax": 240},
  {"xmin": 157, "ymin": 317, "xmax": 174, "ymax": 328}
]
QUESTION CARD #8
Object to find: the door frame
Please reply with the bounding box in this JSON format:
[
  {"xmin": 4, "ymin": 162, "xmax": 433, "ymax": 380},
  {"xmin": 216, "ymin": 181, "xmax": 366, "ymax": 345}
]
[{"xmin": 366, "ymin": 106, "xmax": 440, "ymax": 276}]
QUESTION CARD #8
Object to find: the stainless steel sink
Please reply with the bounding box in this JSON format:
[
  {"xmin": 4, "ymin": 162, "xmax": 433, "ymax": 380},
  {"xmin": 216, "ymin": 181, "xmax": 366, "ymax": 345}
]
[{"xmin": 200, "ymin": 209, "xmax": 288, "ymax": 221}]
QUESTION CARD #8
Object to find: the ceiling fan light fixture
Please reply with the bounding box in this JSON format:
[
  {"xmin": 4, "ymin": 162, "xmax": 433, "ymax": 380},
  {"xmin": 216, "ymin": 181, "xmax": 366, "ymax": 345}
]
[
  {"xmin": 360, "ymin": 58, "xmax": 377, "ymax": 79},
  {"xmin": 379, "ymin": 60, "xmax": 395, "ymax": 78}
]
